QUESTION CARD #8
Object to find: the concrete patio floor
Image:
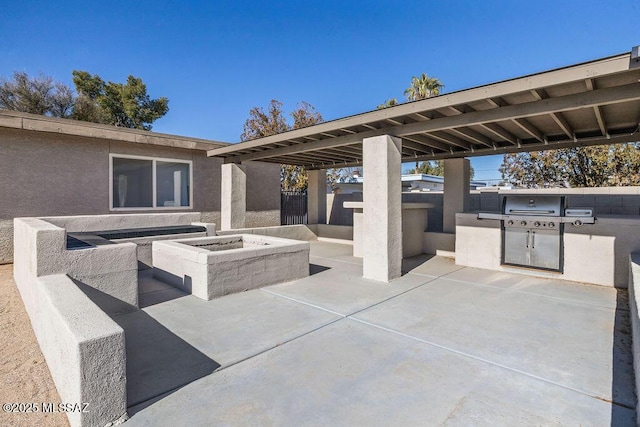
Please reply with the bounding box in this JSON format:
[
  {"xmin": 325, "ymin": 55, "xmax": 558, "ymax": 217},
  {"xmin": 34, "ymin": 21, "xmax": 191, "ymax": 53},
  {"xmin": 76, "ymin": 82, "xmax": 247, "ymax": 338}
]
[{"xmin": 118, "ymin": 241, "xmax": 636, "ymax": 426}]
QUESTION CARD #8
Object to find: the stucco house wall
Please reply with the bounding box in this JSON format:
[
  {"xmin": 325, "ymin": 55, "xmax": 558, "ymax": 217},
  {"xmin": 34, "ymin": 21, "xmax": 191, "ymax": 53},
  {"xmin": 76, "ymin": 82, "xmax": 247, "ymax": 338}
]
[{"xmin": 0, "ymin": 114, "xmax": 281, "ymax": 264}]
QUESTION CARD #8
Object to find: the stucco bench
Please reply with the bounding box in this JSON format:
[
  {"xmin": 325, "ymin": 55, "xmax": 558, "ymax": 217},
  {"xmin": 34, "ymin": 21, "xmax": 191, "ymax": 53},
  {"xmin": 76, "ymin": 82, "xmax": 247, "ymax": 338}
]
[{"xmin": 67, "ymin": 225, "xmax": 210, "ymax": 268}]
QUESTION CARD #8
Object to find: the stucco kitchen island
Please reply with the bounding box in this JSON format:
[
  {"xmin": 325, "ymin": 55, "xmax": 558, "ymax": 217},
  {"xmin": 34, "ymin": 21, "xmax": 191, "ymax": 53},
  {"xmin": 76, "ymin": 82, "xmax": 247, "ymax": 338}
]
[
  {"xmin": 344, "ymin": 202, "xmax": 435, "ymax": 258},
  {"xmin": 455, "ymin": 212, "xmax": 640, "ymax": 288}
]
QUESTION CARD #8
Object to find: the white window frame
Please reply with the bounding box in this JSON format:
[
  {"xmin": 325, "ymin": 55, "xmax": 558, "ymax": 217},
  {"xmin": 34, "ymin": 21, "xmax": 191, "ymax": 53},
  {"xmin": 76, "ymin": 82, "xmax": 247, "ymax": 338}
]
[{"xmin": 109, "ymin": 153, "xmax": 194, "ymax": 211}]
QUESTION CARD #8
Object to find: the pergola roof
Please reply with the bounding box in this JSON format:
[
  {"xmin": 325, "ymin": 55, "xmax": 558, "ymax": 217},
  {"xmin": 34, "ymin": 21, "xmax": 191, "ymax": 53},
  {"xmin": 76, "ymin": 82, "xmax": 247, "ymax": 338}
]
[{"xmin": 208, "ymin": 50, "xmax": 640, "ymax": 169}]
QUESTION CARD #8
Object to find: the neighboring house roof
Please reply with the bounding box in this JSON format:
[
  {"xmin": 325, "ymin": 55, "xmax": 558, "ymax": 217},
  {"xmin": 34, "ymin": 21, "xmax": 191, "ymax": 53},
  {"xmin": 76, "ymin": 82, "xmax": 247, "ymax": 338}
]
[{"xmin": 0, "ymin": 109, "xmax": 230, "ymax": 151}]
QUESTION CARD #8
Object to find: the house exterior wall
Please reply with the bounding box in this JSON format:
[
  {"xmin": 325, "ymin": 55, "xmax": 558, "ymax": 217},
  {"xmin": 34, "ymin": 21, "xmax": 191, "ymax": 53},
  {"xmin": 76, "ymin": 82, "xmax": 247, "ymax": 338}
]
[{"xmin": 0, "ymin": 127, "xmax": 280, "ymax": 263}]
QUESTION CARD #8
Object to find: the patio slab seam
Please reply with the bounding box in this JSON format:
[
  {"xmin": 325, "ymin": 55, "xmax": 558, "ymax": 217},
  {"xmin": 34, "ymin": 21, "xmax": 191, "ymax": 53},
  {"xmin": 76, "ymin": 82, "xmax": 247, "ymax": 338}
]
[
  {"xmin": 310, "ymin": 254, "xmax": 361, "ymax": 266},
  {"xmin": 261, "ymin": 262, "xmax": 631, "ymax": 411},
  {"xmin": 124, "ymin": 297, "xmax": 345, "ymax": 409},
  {"xmin": 435, "ymin": 274, "xmax": 627, "ymax": 312},
  {"xmin": 347, "ymin": 316, "xmax": 634, "ymax": 410},
  {"xmin": 125, "ymin": 317, "xmax": 349, "ymax": 411},
  {"xmin": 404, "ymin": 270, "xmax": 451, "ymax": 279},
  {"xmin": 261, "ymin": 274, "xmax": 437, "ymax": 318}
]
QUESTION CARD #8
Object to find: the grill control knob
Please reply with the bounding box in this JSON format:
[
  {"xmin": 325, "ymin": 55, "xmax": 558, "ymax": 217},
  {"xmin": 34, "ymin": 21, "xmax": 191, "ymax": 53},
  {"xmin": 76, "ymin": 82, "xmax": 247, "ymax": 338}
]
[
  {"xmin": 507, "ymin": 220, "xmax": 514, "ymax": 226},
  {"xmin": 548, "ymin": 222, "xmax": 555, "ymax": 228},
  {"xmin": 534, "ymin": 221, "xmax": 541, "ymax": 227},
  {"xmin": 520, "ymin": 220, "xmax": 527, "ymax": 226}
]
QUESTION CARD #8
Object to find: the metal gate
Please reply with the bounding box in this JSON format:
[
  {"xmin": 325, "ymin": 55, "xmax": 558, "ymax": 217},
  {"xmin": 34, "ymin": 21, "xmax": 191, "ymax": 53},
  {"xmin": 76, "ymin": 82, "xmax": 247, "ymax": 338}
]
[{"xmin": 281, "ymin": 191, "xmax": 307, "ymax": 225}]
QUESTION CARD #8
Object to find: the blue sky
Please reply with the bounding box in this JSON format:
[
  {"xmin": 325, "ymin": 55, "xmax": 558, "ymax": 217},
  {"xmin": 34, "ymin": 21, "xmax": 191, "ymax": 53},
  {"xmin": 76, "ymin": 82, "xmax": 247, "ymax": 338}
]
[{"xmin": 2, "ymin": 0, "xmax": 638, "ymax": 181}]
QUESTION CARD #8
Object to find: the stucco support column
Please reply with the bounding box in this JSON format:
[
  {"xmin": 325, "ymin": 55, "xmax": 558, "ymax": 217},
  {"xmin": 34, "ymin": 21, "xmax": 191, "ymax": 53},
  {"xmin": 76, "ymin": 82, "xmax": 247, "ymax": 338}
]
[
  {"xmin": 307, "ymin": 169, "xmax": 327, "ymax": 225},
  {"xmin": 221, "ymin": 163, "xmax": 246, "ymax": 230},
  {"xmin": 362, "ymin": 135, "xmax": 402, "ymax": 282},
  {"xmin": 443, "ymin": 158, "xmax": 470, "ymax": 233}
]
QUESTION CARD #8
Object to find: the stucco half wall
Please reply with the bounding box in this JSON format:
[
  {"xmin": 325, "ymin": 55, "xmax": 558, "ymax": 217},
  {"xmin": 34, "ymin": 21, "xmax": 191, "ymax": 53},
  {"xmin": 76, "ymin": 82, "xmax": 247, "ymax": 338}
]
[
  {"xmin": 456, "ymin": 213, "xmax": 640, "ymax": 288},
  {"xmin": 0, "ymin": 126, "xmax": 281, "ymax": 263}
]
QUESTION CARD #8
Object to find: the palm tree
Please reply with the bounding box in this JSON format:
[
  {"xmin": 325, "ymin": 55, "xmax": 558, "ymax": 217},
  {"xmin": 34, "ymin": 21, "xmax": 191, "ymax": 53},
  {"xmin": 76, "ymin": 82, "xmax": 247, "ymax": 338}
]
[{"xmin": 404, "ymin": 74, "xmax": 444, "ymax": 101}]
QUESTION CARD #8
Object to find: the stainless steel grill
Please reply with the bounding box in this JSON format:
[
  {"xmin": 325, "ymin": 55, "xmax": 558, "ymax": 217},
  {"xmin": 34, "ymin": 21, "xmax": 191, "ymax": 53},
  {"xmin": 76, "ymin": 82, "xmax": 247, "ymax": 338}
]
[{"xmin": 477, "ymin": 195, "xmax": 595, "ymax": 272}]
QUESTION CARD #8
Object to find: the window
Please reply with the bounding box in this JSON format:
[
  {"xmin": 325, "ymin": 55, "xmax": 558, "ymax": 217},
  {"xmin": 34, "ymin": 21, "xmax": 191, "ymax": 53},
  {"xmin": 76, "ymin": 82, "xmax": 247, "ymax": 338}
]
[{"xmin": 110, "ymin": 154, "xmax": 192, "ymax": 210}]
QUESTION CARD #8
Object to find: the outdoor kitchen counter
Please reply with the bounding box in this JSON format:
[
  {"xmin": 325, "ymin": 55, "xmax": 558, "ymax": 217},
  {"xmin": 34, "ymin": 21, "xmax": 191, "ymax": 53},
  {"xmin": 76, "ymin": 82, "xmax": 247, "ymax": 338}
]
[
  {"xmin": 455, "ymin": 212, "xmax": 640, "ymax": 288},
  {"xmin": 344, "ymin": 202, "xmax": 436, "ymax": 258}
]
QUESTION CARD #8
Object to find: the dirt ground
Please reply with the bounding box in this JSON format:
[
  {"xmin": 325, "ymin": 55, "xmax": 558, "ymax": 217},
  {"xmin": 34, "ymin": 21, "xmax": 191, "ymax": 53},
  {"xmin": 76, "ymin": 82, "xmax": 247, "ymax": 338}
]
[{"xmin": 0, "ymin": 264, "xmax": 69, "ymax": 427}]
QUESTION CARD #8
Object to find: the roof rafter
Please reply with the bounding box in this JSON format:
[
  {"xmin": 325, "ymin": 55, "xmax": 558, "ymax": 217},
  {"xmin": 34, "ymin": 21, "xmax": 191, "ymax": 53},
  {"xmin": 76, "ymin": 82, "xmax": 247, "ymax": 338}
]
[
  {"xmin": 448, "ymin": 127, "xmax": 495, "ymax": 148},
  {"xmin": 585, "ymin": 79, "xmax": 609, "ymax": 137},
  {"xmin": 531, "ymin": 89, "xmax": 574, "ymax": 139},
  {"xmin": 512, "ymin": 118, "xmax": 545, "ymax": 142},
  {"xmin": 402, "ymin": 134, "xmax": 450, "ymax": 153},
  {"xmin": 427, "ymin": 131, "xmax": 474, "ymax": 150}
]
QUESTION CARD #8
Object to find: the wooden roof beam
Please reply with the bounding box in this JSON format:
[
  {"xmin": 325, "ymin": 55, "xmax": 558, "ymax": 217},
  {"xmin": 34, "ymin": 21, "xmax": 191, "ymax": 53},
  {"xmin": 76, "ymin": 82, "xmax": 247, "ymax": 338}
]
[
  {"xmin": 531, "ymin": 89, "xmax": 574, "ymax": 139},
  {"xmin": 402, "ymin": 134, "xmax": 451, "ymax": 153},
  {"xmin": 400, "ymin": 139, "xmax": 437, "ymax": 154},
  {"xmin": 448, "ymin": 127, "xmax": 494, "ymax": 148},
  {"xmin": 489, "ymin": 95, "xmax": 545, "ymax": 143},
  {"xmin": 585, "ymin": 79, "xmax": 609, "ymax": 137},
  {"xmin": 408, "ymin": 112, "xmax": 431, "ymax": 121},
  {"xmin": 512, "ymin": 118, "xmax": 545, "ymax": 142},
  {"xmin": 426, "ymin": 131, "xmax": 474, "ymax": 150}
]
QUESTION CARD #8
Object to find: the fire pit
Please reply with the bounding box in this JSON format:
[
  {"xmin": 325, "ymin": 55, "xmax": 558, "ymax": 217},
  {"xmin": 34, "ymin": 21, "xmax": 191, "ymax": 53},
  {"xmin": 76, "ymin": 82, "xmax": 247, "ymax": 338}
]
[{"xmin": 152, "ymin": 234, "xmax": 309, "ymax": 300}]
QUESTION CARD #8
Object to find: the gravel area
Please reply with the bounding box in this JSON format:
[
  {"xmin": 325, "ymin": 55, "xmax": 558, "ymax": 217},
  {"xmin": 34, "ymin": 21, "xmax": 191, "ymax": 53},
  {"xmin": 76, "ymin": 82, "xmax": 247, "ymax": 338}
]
[{"xmin": 0, "ymin": 264, "xmax": 69, "ymax": 427}]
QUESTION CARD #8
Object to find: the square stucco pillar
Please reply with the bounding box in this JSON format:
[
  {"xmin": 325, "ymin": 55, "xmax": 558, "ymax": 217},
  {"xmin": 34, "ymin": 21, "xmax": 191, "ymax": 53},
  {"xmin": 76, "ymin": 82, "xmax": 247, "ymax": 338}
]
[
  {"xmin": 443, "ymin": 158, "xmax": 470, "ymax": 233},
  {"xmin": 307, "ymin": 169, "xmax": 327, "ymax": 225},
  {"xmin": 221, "ymin": 163, "xmax": 246, "ymax": 230},
  {"xmin": 363, "ymin": 135, "xmax": 402, "ymax": 282}
]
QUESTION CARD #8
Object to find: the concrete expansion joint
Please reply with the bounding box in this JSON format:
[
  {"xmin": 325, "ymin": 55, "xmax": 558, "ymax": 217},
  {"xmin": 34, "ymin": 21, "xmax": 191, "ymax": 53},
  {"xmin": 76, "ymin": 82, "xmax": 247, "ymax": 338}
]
[
  {"xmin": 352, "ymin": 315, "xmax": 634, "ymax": 411},
  {"xmin": 259, "ymin": 275, "xmax": 632, "ymax": 411},
  {"xmin": 435, "ymin": 274, "xmax": 623, "ymax": 312},
  {"xmin": 309, "ymin": 254, "xmax": 361, "ymax": 267},
  {"xmin": 260, "ymin": 288, "xmax": 345, "ymax": 317},
  {"xmin": 205, "ymin": 312, "xmax": 344, "ymax": 373}
]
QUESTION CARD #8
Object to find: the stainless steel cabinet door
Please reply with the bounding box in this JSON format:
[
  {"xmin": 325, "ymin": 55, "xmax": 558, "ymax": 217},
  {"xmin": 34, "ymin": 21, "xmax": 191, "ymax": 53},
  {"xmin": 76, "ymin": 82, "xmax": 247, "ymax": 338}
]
[
  {"xmin": 503, "ymin": 228, "xmax": 530, "ymax": 266},
  {"xmin": 529, "ymin": 229, "xmax": 561, "ymax": 270}
]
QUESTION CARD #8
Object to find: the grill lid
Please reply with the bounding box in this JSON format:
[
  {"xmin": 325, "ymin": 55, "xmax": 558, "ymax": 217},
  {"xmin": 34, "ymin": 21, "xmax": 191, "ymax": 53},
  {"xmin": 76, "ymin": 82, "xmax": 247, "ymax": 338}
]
[{"xmin": 503, "ymin": 195, "xmax": 563, "ymax": 216}]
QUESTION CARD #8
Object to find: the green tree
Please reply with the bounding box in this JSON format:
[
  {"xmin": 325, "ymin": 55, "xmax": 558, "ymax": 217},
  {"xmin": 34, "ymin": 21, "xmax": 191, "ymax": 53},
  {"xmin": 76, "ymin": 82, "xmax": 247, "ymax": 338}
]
[
  {"xmin": 241, "ymin": 100, "xmax": 323, "ymax": 191},
  {"xmin": 408, "ymin": 160, "xmax": 474, "ymax": 179},
  {"xmin": 241, "ymin": 99, "xmax": 289, "ymax": 141},
  {"xmin": 0, "ymin": 70, "xmax": 169, "ymax": 130},
  {"xmin": 408, "ymin": 160, "xmax": 444, "ymax": 175},
  {"xmin": 0, "ymin": 71, "xmax": 74, "ymax": 117},
  {"xmin": 499, "ymin": 144, "xmax": 640, "ymax": 188},
  {"xmin": 377, "ymin": 98, "xmax": 398, "ymax": 109},
  {"xmin": 381, "ymin": 73, "xmax": 449, "ymax": 179},
  {"xmin": 72, "ymin": 71, "xmax": 169, "ymax": 130},
  {"xmin": 404, "ymin": 73, "xmax": 444, "ymax": 101}
]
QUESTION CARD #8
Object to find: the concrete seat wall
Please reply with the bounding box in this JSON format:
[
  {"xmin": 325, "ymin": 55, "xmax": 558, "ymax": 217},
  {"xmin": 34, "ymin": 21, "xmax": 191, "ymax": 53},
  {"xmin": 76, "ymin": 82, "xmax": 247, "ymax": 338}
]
[
  {"xmin": 12, "ymin": 213, "xmax": 221, "ymax": 426},
  {"xmin": 40, "ymin": 212, "xmax": 207, "ymax": 233},
  {"xmin": 628, "ymin": 253, "xmax": 640, "ymax": 424},
  {"xmin": 14, "ymin": 217, "xmax": 139, "ymax": 314},
  {"xmin": 39, "ymin": 213, "xmax": 216, "ymax": 269},
  {"xmin": 13, "ymin": 273, "xmax": 126, "ymax": 427},
  {"xmin": 215, "ymin": 224, "xmax": 318, "ymax": 241}
]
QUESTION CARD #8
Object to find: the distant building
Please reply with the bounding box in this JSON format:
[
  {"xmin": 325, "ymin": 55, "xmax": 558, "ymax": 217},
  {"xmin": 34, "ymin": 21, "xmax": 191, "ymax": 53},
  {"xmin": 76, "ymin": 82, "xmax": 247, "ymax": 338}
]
[{"xmin": 331, "ymin": 171, "xmax": 487, "ymax": 194}]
